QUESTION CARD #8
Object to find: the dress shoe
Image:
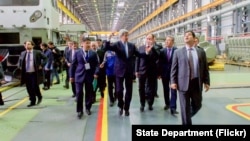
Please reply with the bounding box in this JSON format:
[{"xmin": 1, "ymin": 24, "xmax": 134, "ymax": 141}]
[
  {"xmin": 27, "ymin": 103, "xmax": 35, "ymax": 107},
  {"xmin": 42, "ymin": 87, "xmax": 49, "ymax": 90},
  {"xmin": 140, "ymin": 106, "xmax": 144, "ymax": 112},
  {"xmin": 119, "ymin": 108, "xmax": 123, "ymax": 116},
  {"xmin": 72, "ymin": 94, "xmax": 76, "ymax": 98},
  {"xmin": 109, "ymin": 102, "xmax": 114, "ymax": 107},
  {"xmin": 171, "ymin": 109, "xmax": 179, "ymax": 115},
  {"xmin": 148, "ymin": 106, "xmax": 153, "ymax": 111},
  {"xmin": 37, "ymin": 97, "xmax": 42, "ymax": 105},
  {"xmin": 86, "ymin": 109, "xmax": 91, "ymax": 115},
  {"xmin": 54, "ymin": 82, "xmax": 60, "ymax": 84},
  {"xmin": 77, "ymin": 112, "xmax": 83, "ymax": 119},
  {"xmin": 63, "ymin": 85, "xmax": 69, "ymax": 89},
  {"xmin": 155, "ymin": 94, "xmax": 159, "ymax": 98},
  {"xmin": 0, "ymin": 101, "xmax": 4, "ymax": 106},
  {"xmin": 164, "ymin": 105, "xmax": 170, "ymax": 110},
  {"xmin": 100, "ymin": 92, "xmax": 104, "ymax": 98},
  {"xmin": 125, "ymin": 111, "xmax": 130, "ymax": 116}
]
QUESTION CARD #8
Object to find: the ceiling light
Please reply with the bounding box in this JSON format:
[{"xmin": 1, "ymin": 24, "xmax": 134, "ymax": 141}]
[{"xmin": 117, "ymin": 2, "xmax": 125, "ymax": 7}]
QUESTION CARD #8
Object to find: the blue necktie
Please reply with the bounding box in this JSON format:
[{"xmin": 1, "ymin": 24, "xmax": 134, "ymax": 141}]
[
  {"xmin": 85, "ymin": 51, "xmax": 88, "ymax": 61},
  {"xmin": 26, "ymin": 52, "xmax": 30, "ymax": 71},
  {"xmin": 123, "ymin": 42, "xmax": 128, "ymax": 58}
]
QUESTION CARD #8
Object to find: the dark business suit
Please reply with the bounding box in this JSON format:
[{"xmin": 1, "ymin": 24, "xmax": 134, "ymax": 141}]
[
  {"xmin": 19, "ymin": 50, "xmax": 47, "ymax": 105},
  {"xmin": 136, "ymin": 45, "xmax": 159, "ymax": 110},
  {"xmin": 63, "ymin": 46, "xmax": 70, "ymax": 88},
  {"xmin": 94, "ymin": 46, "xmax": 106, "ymax": 98},
  {"xmin": 66, "ymin": 48, "xmax": 79, "ymax": 97},
  {"xmin": 104, "ymin": 40, "xmax": 146, "ymax": 114},
  {"xmin": 148, "ymin": 43, "xmax": 162, "ymax": 97},
  {"xmin": 171, "ymin": 47, "xmax": 210, "ymax": 125},
  {"xmin": 42, "ymin": 48, "xmax": 53, "ymax": 89},
  {"xmin": 70, "ymin": 49, "xmax": 99, "ymax": 114},
  {"xmin": 158, "ymin": 47, "xmax": 177, "ymax": 111}
]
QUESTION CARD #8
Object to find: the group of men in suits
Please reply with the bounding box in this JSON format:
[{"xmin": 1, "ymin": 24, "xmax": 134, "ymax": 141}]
[
  {"xmin": 135, "ymin": 34, "xmax": 179, "ymax": 116},
  {"xmin": 105, "ymin": 29, "xmax": 210, "ymax": 125},
  {"xmin": 18, "ymin": 30, "xmax": 210, "ymax": 125}
]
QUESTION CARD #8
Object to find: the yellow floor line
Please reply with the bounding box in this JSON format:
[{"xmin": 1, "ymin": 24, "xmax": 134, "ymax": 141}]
[
  {"xmin": 102, "ymin": 88, "xmax": 108, "ymax": 141},
  {"xmin": 226, "ymin": 103, "xmax": 250, "ymax": 120},
  {"xmin": 0, "ymin": 97, "xmax": 28, "ymax": 117}
]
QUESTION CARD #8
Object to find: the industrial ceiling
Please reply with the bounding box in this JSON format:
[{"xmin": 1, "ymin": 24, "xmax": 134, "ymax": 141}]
[{"xmin": 71, "ymin": 0, "xmax": 147, "ymax": 32}]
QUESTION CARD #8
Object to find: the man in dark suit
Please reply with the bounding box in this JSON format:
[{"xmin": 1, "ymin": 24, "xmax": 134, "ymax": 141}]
[
  {"xmin": 48, "ymin": 41, "xmax": 61, "ymax": 85},
  {"xmin": 104, "ymin": 29, "xmax": 150, "ymax": 116},
  {"xmin": 70, "ymin": 38, "xmax": 99, "ymax": 119},
  {"xmin": 158, "ymin": 36, "xmax": 178, "ymax": 115},
  {"xmin": 94, "ymin": 39, "xmax": 106, "ymax": 100},
  {"xmin": 19, "ymin": 40, "xmax": 47, "ymax": 107},
  {"xmin": 136, "ymin": 33, "xmax": 159, "ymax": 112},
  {"xmin": 66, "ymin": 41, "xmax": 79, "ymax": 97},
  {"xmin": 170, "ymin": 30, "xmax": 210, "ymax": 125},
  {"xmin": 63, "ymin": 41, "xmax": 73, "ymax": 89},
  {"xmin": 146, "ymin": 35, "xmax": 163, "ymax": 98},
  {"xmin": 40, "ymin": 42, "xmax": 53, "ymax": 90}
]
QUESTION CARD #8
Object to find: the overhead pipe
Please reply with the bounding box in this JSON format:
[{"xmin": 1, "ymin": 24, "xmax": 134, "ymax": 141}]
[
  {"xmin": 153, "ymin": 0, "xmax": 250, "ymax": 35},
  {"xmin": 130, "ymin": 0, "xmax": 228, "ymax": 40},
  {"xmin": 129, "ymin": 0, "xmax": 178, "ymax": 34}
]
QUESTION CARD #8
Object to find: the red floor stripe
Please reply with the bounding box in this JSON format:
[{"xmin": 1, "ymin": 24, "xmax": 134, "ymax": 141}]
[
  {"xmin": 232, "ymin": 105, "xmax": 250, "ymax": 117},
  {"xmin": 95, "ymin": 98, "xmax": 104, "ymax": 141}
]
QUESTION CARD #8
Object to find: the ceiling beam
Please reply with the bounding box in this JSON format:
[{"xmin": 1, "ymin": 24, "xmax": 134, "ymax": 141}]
[{"xmin": 57, "ymin": 0, "xmax": 81, "ymax": 24}]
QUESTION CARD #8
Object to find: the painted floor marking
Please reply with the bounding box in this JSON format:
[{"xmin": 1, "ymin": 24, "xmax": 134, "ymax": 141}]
[{"xmin": 226, "ymin": 103, "xmax": 250, "ymax": 120}]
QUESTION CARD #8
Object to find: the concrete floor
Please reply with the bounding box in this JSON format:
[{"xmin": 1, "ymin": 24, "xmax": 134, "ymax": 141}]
[{"xmin": 0, "ymin": 64, "xmax": 250, "ymax": 141}]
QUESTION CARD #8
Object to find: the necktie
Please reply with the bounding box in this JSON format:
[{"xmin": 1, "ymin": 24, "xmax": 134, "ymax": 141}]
[
  {"xmin": 124, "ymin": 42, "xmax": 128, "ymax": 58},
  {"xmin": 26, "ymin": 51, "xmax": 30, "ymax": 71},
  {"xmin": 167, "ymin": 48, "xmax": 171, "ymax": 61},
  {"xmin": 188, "ymin": 48, "xmax": 194, "ymax": 80},
  {"xmin": 85, "ymin": 51, "xmax": 88, "ymax": 61},
  {"xmin": 72, "ymin": 49, "xmax": 75, "ymax": 60}
]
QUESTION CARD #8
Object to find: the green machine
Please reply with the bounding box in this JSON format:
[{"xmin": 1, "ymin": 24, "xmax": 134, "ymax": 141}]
[
  {"xmin": 174, "ymin": 35, "xmax": 217, "ymax": 64},
  {"xmin": 198, "ymin": 41, "xmax": 217, "ymax": 64}
]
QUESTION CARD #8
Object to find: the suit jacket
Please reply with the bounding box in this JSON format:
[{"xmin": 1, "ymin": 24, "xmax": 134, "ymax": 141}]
[
  {"xmin": 170, "ymin": 47, "xmax": 210, "ymax": 92},
  {"xmin": 66, "ymin": 48, "xmax": 79, "ymax": 76},
  {"xmin": 19, "ymin": 49, "xmax": 48, "ymax": 85},
  {"xmin": 104, "ymin": 41, "xmax": 146, "ymax": 77},
  {"xmin": 0, "ymin": 63, "xmax": 4, "ymax": 80},
  {"xmin": 43, "ymin": 49, "xmax": 53, "ymax": 70},
  {"xmin": 158, "ymin": 47, "xmax": 177, "ymax": 78},
  {"xmin": 96, "ymin": 46, "xmax": 106, "ymax": 75},
  {"xmin": 70, "ymin": 49, "xmax": 99, "ymax": 83},
  {"xmin": 154, "ymin": 43, "xmax": 163, "ymax": 55},
  {"xmin": 136, "ymin": 45, "xmax": 159, "ymax": 76},
  {"xmin": 66, "ymin": 48, "xmax": 79, "ymax": 64}
]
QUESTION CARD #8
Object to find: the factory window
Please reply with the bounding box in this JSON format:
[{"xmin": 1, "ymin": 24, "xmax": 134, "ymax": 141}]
[
  {"xmin": 0, "ymin": 0, "xmax": 39, "ymax": 6},
  {"xmin": 0, "ymin": 33, "xmax": 20, "ymax": 44}
]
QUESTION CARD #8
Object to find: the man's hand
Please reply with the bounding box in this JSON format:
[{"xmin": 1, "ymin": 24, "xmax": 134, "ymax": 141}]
[
  {"xmin": 1, "ymin": 80, "xmax": 6, "ymax": 84},
  {"xmin": 204, "ymin": 84, "xmax": 210, "ymax": 92},
  {"xmin": 170, "ymin": 83, "xmax": 177, "ymax": 90},
  {"xmin": 145, "ymin": 46, "xmax": 153, "ymax": 54}
]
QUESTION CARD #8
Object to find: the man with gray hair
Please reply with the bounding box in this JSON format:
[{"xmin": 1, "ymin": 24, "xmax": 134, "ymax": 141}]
[{"xmin": 104, "ymin": 29, "xmax": 153, "ymax": 116}]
